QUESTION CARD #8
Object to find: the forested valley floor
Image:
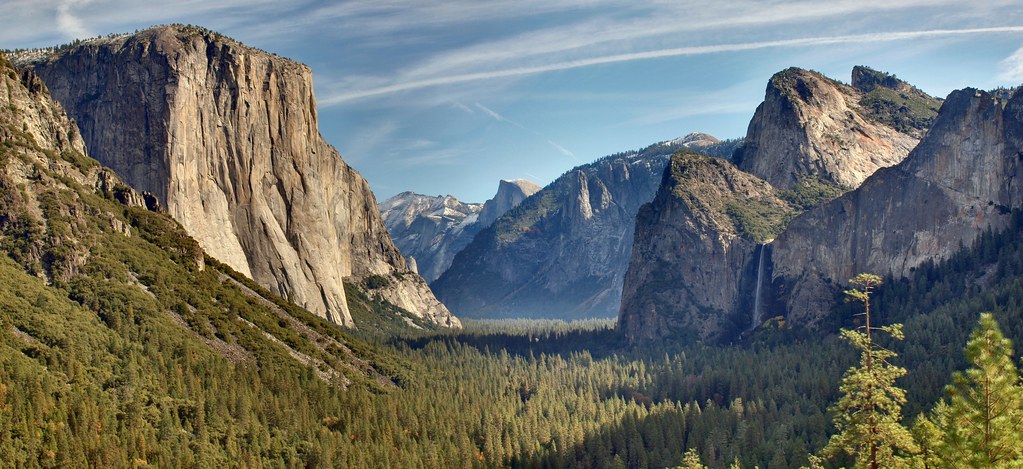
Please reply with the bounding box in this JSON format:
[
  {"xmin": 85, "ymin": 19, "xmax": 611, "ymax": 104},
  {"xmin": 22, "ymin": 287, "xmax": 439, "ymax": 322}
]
[{"xmin": 5, "ymin": 198, "xmax": 1023, "ymax": 468}]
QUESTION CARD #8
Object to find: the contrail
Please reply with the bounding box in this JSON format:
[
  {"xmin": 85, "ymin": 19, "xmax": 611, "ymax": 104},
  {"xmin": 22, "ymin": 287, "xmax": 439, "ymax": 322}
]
[
  {"xmin": 475, "ymin": 102, "xmax": 575, "ymax": 159},
  {"xmin": 321, "ymin": 26, "xmax": 1023, "ymax": 105}
]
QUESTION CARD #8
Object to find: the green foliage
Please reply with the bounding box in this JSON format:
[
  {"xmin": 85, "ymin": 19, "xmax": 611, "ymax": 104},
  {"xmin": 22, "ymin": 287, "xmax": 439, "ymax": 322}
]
[
  {"xmin": 363, "ymin": 274, "xmax": 390, "ymax": 290},
  {"xmin": 724, "ymin": 199, "xmax": 791, "ymax": 242},
  {"xmin": 821, "ymin": 274, "xmax": 917, "ymax": 468},
  {"xmin": 858, "ymin": 86, "xmax": 940, "ymax": 136},
  {"xmin": 779, "ymin": 176, "xmax": 847, "ymax": 211},
  {"xmin": 345, "ymin": 282, "xmax": 439, "ymax": 341},
  {"xmin": 936, "ymin": 313, "xmax": 1023, "ymax": 466}
]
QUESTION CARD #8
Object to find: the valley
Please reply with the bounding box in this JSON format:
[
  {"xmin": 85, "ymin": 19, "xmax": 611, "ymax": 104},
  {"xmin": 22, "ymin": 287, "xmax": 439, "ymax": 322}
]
[{"xmin": 1, "ymin": 13, "xmax": 1023, "ymax": 468}]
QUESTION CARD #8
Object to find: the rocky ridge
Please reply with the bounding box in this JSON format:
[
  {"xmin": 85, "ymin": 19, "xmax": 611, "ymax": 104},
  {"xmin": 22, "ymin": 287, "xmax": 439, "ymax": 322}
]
[
  {"xmin": 618, "ymin": 151, "xmax": 792, "ymax": 342},
  {"xmin": 618, "ymin": 67, "xmax": 944, "ymax": 343},
  {"xmin": 732, "ymin": 67, "xmax": 937, "ymax": 191},
  {"xmin": 432, "ymin": 142, "xmax": 679, "ymax": 319},
  {"xmin": 379, "ymin": 192, "xmax": 483, "ymax": 282},
  {"xmin": 476, "ymin": 179, "xmax": 542, "ymax": 228},
  {"xmin": 769, "ymin": 87, "xmax": 1023, "ymax": 327},
  {"xmin": 14, "ymin": 26, "xmax": 457, "ymax": 328},
  {"xmin": 0, "ymin": 54, "xmax": 155, "ymax": 284}
]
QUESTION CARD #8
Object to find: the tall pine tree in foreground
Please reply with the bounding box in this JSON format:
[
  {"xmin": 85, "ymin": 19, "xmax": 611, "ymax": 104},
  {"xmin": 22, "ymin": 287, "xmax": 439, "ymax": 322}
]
[
  {"xmin": 821, "ymin": 273, "xmax": 917, "ymax": 469},
  {"xmin": 935, "ymin": 313, "xmax": 1023, "ymax": 467}
]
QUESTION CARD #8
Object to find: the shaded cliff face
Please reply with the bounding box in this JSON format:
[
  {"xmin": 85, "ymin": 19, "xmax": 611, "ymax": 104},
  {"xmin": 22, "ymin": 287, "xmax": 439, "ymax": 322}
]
[
  {"xmin": 433, "ymin": 144, "xmax": 674, "ymax": 319},
  {"xmin": 617, "ymin": 151, "xmax": 792, "ymax": 343},
  {"xmin": 771, "ymin": 88, "xmax": 1023, "ymax": 327},
  {"xmin": 380, "ymin": 192, "xmax": 483, "ymax": 282},
  {"xmin": 616, "ymin": 67, "xmax": 941, "ymax": 343},
  {"xmin": 19, "ymin": 26, "xmax": 457, "ymax": 328},
  {"xmin": 0, "ymin": 53, "xmax": 158, "ymax": 283},
  {"xmin": 733, "ymin": 67, "xmax": 935, "ymax": 191}
]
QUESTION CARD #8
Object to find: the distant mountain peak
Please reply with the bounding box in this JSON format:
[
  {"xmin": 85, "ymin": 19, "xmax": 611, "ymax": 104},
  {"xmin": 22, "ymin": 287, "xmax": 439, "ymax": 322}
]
[
  {"xmin": 733, "ymin": 66, "xmax": 934, "ymax": 190},
  {"xmin": 379, "ymin": 178, "xmax": 539, "ymax": 284},
  {"xmin": 662, "ymin": 132, "xmax": 721, "ymax": 149}
]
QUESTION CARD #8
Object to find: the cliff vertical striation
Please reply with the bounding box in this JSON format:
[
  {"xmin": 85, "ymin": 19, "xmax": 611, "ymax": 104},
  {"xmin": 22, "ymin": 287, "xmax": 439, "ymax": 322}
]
[
  {"xmin": 770, "ymin": 87, "xmax": 1023, "ymax": 326},
  {"xmin": 18, "ymin": 26, "xmax": 457, "ymax": 328},
  {"xmin": 617, "ymin": 151, "xmax": 791, "ymax": 343}
]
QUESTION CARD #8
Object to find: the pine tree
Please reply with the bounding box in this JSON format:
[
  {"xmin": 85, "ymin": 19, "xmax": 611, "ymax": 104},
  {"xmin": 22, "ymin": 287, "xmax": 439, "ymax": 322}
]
[
  {"xmin": 680, "ymin": 448, "xmax": 708, "ymax": 469},
  {"xmin": 821, "ymin": 274, "xmax": 917, "ymax": 468},
  {"xmin": 937, "ymin": 313, "xmax": 1023, "ymax": 467}
]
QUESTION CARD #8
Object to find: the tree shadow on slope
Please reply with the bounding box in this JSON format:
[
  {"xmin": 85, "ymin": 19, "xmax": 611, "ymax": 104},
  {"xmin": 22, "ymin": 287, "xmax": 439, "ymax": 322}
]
[
  {"xmin": 502, "ymin": 397, "xmax": 822, "ymax": 469},
  {"xmin": 395, "ymin": 320, "xmax": 625, "ymax": 361}
]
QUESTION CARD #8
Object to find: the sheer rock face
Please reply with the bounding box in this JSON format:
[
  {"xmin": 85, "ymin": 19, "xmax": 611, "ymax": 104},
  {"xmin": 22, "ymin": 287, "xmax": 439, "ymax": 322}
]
[
  {"xmin": 22, "ymin": 26, "xmax": 456, "ymax": 328},
  {"xmin": 433, "ymin": 150, "xmax": 670, "ymax": 319},
  {"xmin": 771, "ymin": 88, "xmax": 1023, "ymax": 327},
  {"xmin": 616, "ymin": 67, "xmax": 944, "ymax": 343},
  {"xmin": 733, "ymin": 68, "xmax": 924, "ymax": 190},
  {"xmin": 617, "ymin": 152, "xmax": 791, "ymax": 343},
  {"xmin": 379, "ymin": 179, "xmax": 539, "ymax": 283}
]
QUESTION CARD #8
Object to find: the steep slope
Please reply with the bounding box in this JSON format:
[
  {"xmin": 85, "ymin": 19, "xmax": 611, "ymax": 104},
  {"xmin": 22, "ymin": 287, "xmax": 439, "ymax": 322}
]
[
  {"xmin": 379, "ymin": 192, "xmax": 483, "ymax": 282},
  {"xmin": 770, "ymin": 87, "xmax": 1023, "ymax": 327},
  {"xmin": 732, "ymin": 67, "xmax": 937, "ymax": 191},
  {"xmin": 432, "ymin": 142, "xmax": 676, "ymax": 319},
  {"xmin": 15, "ymin": 26, "xmax": 456, "ymax": 328},
  {"xmin": 618, "ymin": 151, "xmax": 792, "ymax": 343},
  {"xmin": 0, "ymin": 52, "xmax": 411, "ymax": 465},
  {"xmin": 617, "ymin": 67, "xmax": 942, "ymax": 343}
]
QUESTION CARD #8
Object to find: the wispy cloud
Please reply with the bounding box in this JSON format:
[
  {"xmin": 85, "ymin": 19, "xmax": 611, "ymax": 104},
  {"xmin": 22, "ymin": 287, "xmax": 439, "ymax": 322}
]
[
  {"xmin": 999, "ymin": 46, "xmax": 1023, "ymax": 83},
  {"xmin": 475, "ymin": 102, "xmax": 575, "ymax": 159},
  {"xmin": 321, "ymin": 26, "xmax": 1023, "ymax": 105},
  {"xmin": 56, "ymin": 0, "xmax": 94, "ymax": 39}
]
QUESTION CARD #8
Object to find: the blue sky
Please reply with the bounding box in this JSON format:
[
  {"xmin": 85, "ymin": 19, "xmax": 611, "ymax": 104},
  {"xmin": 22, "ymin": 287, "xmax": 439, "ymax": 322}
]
[{"xmin": 3, "ymin": 1, "xmax": 1023, "ymax": 202}]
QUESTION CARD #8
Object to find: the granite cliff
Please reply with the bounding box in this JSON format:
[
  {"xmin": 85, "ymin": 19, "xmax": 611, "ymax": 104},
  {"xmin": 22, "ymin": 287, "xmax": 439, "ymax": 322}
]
[
  {"xmin": 619, "ymin": 67, "xmax": 943, "ymax": 343},
  {"xmin": 617, "ymin": 151, "xmax": 791, "ymax": 342},
  {"xmin": 770, "ymin": 87, "xmax": 1023, "ymax": 327},
  {"xmin": 732, "ymin": 67, "xmax": 938, "ymax": 190},
  {"xmin": 15, "ymin": 26, "xmax": 457, "ymax": 328},
  {"xmin": 0, "ymin": 53, "xmax": 155, "ymax": 284},
  {"xmin": 380, "ymin": 178, "xmax": 539, "ymax": 283},
  {"xmin": 475, "ymin": 179, "xmax": 542, "ymax": 228}
]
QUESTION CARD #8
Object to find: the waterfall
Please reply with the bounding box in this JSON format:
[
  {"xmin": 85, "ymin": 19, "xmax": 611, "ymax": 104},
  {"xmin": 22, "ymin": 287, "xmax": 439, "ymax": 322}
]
[{"xmin": 751, "ymin": 242, "xmax": 767, "ymax": 330}]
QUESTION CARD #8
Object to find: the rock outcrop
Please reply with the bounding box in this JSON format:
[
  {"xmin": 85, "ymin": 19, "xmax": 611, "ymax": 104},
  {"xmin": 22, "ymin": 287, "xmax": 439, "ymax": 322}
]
[
  {"xmin": 769, "ymin": 87, "xmax": 1023, "ymax": 327},
  {"xmin": 618, "ymin": 67, "xmax": 944, "ymax": 343},
  {"xmin": 380, "ymin": 178, "xmax": 540, "ymax": 283},
  {"xmin": 732, "ymin": 67, "xmax": 937, "ymax": 191},
  {"xmin": 433, "ymin": 143, "xmax": 675, "ymax": 319},
  {"xmin": 16, "ymin": 26, "xmax": 457, "ymax": 328},
  {"xmin": 379, "ymin": 192, "xmax": 483, "ymax": 282},
  {"xmin": 476, "ymin": 179, "xmax": 542, "ymax": 228},
  {"xmin": 617, "ymin": 151, "xmax": 791, "ymax": 343}
]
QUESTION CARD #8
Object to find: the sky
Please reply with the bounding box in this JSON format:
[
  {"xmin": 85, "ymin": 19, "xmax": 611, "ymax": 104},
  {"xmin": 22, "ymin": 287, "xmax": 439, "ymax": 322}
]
[{"xmin": 3, "ymin": 1, "xmax": 1023, "ymax": 202}]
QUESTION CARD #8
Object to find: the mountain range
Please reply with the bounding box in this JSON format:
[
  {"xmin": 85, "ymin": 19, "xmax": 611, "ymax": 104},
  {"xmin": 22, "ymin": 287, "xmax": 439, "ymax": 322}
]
[
  {"xmin": 379, "ymin": 178, "xmax": 540, "ymax": 283},
  {"xmin": 430, "ymin": 134, "xmax": 738, "ymax": 319}
]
